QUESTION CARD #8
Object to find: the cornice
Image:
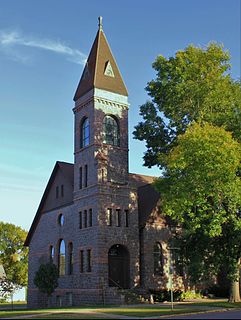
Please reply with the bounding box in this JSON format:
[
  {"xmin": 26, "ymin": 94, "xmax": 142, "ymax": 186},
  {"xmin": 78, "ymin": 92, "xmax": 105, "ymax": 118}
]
[
  {"xmin": 94, "ymin": 95, "xmax": 129, "ymax": 110},
  {"xmin": 73, "ymin": 94, "xmax": 129, "ymax": 114}
]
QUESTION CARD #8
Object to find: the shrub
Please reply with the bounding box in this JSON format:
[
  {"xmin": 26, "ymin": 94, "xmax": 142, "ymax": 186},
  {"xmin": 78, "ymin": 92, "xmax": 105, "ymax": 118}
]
[
  {"xmin": 181, "ymin": 290, "xmax": 203, "ymax": 300},
  {"xmin": 34, "ymin": 263, "xmax": 58, "ymax": 297},
  {"xmin": 149, "ymin": 289, "xmax": 182, "ymax": 302}
]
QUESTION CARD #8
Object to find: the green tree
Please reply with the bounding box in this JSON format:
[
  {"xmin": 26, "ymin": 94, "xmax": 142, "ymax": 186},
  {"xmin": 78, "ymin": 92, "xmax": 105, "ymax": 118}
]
[
  {"xmin": 134, "ymin": 43, "xmax": 241, "ymax": 302},
  {"xmin": 34, "ymin": 263, "xmax": 58, "ymax": 297},
  {"xmin": 155, "ymin": 122, "xmax": 241, "ymax": 302},
  {"xmin": 0, "ymin": 222, "xmax": 28, "ymax": 288},
  {"xmin": 133, "ymin": 43, "xmax": 241, "ymax": 168}
]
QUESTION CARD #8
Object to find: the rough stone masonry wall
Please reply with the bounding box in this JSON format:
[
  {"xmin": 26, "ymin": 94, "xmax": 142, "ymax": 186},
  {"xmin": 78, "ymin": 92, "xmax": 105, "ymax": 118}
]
[
  {"xmin": 27, "ymin": 192, "xmax": 103, "ymax": 308},
  {"xmin": 140, "ymin": 208, "xmax": 185, "ymax": 292},
  {"xmin": 97, "ymin": 183, "xmax": 140, "ymax": 289},
  {"xmin": 27, "ymin": 184, "xmax": 137, "ymax": 308}
]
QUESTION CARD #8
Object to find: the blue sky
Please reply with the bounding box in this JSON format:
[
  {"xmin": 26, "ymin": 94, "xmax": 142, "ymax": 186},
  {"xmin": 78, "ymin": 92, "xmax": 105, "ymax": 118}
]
[{"xmin": 0, "ymin": 0, "xmax": 240, "ymax": 231}]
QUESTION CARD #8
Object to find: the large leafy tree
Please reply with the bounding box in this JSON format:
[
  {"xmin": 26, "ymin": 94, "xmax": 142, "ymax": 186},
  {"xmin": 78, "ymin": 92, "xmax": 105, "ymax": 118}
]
[
  {"xmin": 133, "ymin": 43, "xmax": 241, "ymax": 168},
  {"xmin": 134, "ymin": 43, "xmax": 241, "ymax": 302},
  {"xmin": 0, "ymin": 222, "xmax": 28, "ymax": 288},
  {"xmin": 155, "ymin": 122, "xmax": 241, "ymax": 301}
]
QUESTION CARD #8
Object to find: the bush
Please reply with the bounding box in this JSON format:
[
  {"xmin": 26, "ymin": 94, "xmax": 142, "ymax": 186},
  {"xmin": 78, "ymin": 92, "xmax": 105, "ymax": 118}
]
[
  {"xmin": 119, "ymin": 289, "xmax": 142, "ymax": 304},
  {"xmin": 149, "ymin": 289, "xmax": 182, "ymax": 302},
  {"xmin": 180, "ymin": 290, "xmax": 203, "ymax": 300}
]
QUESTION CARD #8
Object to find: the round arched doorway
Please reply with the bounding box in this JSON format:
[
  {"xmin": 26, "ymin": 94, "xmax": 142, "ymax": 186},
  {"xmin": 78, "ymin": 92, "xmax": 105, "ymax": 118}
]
[{"xmin": 108, "ymin": 244, "xmax": 130, "ymax": 289}]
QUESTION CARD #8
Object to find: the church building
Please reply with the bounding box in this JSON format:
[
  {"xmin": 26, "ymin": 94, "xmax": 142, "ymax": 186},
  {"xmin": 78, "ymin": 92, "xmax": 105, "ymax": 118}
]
[{"xmin": 25, "ymin": 17, "xmax": 181, "ymax": 307}]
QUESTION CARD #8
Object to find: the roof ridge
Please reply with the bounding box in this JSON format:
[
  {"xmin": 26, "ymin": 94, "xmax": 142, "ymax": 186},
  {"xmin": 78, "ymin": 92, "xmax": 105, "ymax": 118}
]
[
  {"xmin": 129, "ymin": 172, "xmax": 157, "ymax": 178},
  {"xmin": 93, "ymin": 29, "xmax": 101, "ymax": 88},
  {"xmin": 101, "ymin": 31, "xmax": 128, "ymax": 95},
  {"xmin": 57, "ymin": 161, "xmax": 73, "ymax": 166}
]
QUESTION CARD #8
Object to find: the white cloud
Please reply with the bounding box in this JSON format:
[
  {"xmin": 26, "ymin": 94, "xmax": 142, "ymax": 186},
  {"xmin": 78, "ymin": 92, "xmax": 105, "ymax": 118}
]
[{"xmin": 0, "ymin": 30, "xmax": 87, "ymax": 65}]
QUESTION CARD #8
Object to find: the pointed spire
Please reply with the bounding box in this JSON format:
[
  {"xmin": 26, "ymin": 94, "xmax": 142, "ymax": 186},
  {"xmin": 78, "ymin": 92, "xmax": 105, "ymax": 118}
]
[
  {"xmin": 74, "ymin": 18, "xmax": 128, "ymax": 101},
  {"xmin": 98, "ymin": 16, "xmax": 103, "ymax": 31}
]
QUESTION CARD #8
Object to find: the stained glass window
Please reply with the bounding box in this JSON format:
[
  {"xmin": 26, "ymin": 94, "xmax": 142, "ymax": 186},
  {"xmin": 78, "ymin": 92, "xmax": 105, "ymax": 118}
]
[
  {"xmin": 81, "ymin": 118, "xmax": 90, "ymax": 147},
  {"xmin": 103, "ymin": 115, "xmax": 119, "ymax": 146}
]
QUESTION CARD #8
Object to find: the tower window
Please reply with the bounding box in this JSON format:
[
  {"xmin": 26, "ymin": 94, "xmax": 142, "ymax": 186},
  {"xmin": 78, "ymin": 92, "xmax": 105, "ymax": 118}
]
[
  {"xmin": 81, "ymin": 117, "xmax": 90, "ymax": 148},
  {"xmin": 153, "ymin": 242, "xmax": 164, "ymax": 276},
  {"xmin": 107, "ymin": 208, "xmax": 112, "ymax": 226},
  {"xmin": 58, "ymin": 214, "xmax": 64, "ymax": 226},
  {"xmin": 87, "ymin": 249, "xmax": 92, "ymax": 272},
  {"xmin": 80, "ymin": 250, "xmax": 84, "ymax": 273},
  {"xmin": 89, "ymin": 209, "xmax": 92, "ymax": 227},
  {"xmin": 103, "ymin": 115, "xmax": 120, "ymax": 146},
  {"xmin": 49, "ymin": 245, "xmax": 55, "ymax": 262},
  {"xmin": 79, "ymin": 211, "xmax": 82, "ymax": 229},
  {"xmin": 84, "ymin": 165, "xmax": 88, "ymax": 187},
  {"xmin": 68, "ymin": 242, "xmax": 73, "ymax": 275},
  {"xmin": 116, "ymin": 209, "xmax": 121, "ymax": 227},
  {"xmin": 79, "ymin": 167, "xmax": 82, "ymax": 189},
  {"xmin": 84, "ymin": 210, "xmax": 87, "ymax": 228},
  {"xmin": 61, "ymin": 184, "xmax": 64, "ymax": 197}
]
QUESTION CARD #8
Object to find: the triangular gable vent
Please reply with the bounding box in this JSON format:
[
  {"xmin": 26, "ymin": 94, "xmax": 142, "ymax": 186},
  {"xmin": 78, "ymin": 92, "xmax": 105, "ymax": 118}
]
[{"xmin": 104, "ymin": 60, "xmax": 115, "ymax": 77}]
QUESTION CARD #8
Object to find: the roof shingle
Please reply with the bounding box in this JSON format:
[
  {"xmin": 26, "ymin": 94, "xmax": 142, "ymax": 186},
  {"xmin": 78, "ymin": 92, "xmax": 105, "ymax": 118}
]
[{"xmin": 74, "ymin": 23, "xmax": 128, "ymax": 101}]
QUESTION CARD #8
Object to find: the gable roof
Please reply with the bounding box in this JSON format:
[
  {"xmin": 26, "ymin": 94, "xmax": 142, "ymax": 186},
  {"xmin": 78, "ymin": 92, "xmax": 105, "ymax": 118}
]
[
  {"xmin": 74, "ymin": 19, "xmax": 128, "ymax": 101},
  {"xmin": 24, "ymin": 161, "xmax": 74, "ymax": 246},
  {"xmin": 129, "ymin": 172, "xmax": 156, "ymax": 187},
  {"xmin": 138, "ymin": 183, "xmax": 161, "ymax": 227}
]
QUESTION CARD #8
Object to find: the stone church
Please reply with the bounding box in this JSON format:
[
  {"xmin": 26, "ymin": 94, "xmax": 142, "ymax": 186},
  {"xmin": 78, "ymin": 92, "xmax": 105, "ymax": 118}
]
[{"xmin": 25, "ymin": 17, "xmax": 181, "ymax": 308}]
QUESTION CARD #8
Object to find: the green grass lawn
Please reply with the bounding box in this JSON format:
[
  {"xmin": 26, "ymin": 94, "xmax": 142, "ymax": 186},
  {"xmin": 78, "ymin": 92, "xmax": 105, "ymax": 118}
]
[
  {"xmin": 96, "ymin": 306, "xmax": 204, "ymax": 317},
  {"xmin": 0, "ymin": 306, "xmax": 209, "ymax": 319},
  {"xmin": 184, "ymin": 301, "xmax": 241, "ymax": 309},
  {"xmin": 1, "ymin": 300, "xmax": 241, "ymax": 319},
  {"xmin": 0, "ymin": 301, "xmax": 26, "ymax": 310},
  {"xmin": 34, "ymin": 313, "xmax": 107, "ymax": 319},
  {"xmin": 0, "ymin": 308, "xmax": 203, "ymax": 319}
]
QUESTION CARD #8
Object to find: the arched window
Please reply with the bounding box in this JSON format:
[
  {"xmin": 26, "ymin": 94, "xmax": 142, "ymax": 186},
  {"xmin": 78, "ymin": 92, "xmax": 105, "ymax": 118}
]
[
  {"xmin": 103, "ymin": 115, "xmax": 120, "ymax": 146},
  {"xmin": 68, "ymin": 242, "xmax": 74, "ymax": 275},
  {"xmin": 58, "ymin": 214, "xmax": 64, "ymax": 226},
  {"xmin": 153, "ymin": 242, "xmax": 163, "ymax": 276},
  {"xmin": 58, "ymin": 239, "xmax": 66, "ymax": 276},
  {"xmin": 49, "ymin": 245, "xmax": 55, "ymax": 262},
  {"xmin": 81, "ymin": 117, "xmax": 90, "ymax": 148}
]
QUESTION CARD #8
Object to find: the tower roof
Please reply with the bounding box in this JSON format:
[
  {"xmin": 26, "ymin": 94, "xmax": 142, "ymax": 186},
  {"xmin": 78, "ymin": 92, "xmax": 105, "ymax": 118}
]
[{"xmin": 74, "ymin": 17, "xmax": 128, "ymax": 101}]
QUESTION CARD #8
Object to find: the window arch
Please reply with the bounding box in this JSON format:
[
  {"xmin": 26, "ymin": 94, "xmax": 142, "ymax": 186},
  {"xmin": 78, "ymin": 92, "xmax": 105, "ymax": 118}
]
[
  {"xmin": 80, "ymin": 117, "xmax": 90, "ymax": 148},
  {"xmin": 58, "ymin": 239, "xmax": 66, "ymax": 276},
  {"xmin": 153, "ymin": 242, "xmax": 164, "ymax": 276},
  {"xmin": 68, "ymin": 242, "xmax": 74, "ymax": 275},
  {"xmin": 103, "ymin": 115, "xmax": 120, "ymax": 146}
]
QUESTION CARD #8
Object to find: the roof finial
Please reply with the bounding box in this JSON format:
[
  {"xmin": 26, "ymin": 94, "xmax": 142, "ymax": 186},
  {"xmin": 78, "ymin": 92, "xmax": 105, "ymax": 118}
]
[{"xmin": 98, "ymin": 16, "xmax": 103, "ymax": 31}]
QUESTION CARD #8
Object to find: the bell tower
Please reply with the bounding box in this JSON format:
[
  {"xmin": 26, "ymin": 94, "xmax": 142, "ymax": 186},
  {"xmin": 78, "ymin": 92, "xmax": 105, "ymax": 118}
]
[
  {"xmin": 72, "ymin": 17, "xmax": 139, "ymax": 293},
  {"xmin": 73, "ymin": 16, "xmax": 129, "ymax": 198}
]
